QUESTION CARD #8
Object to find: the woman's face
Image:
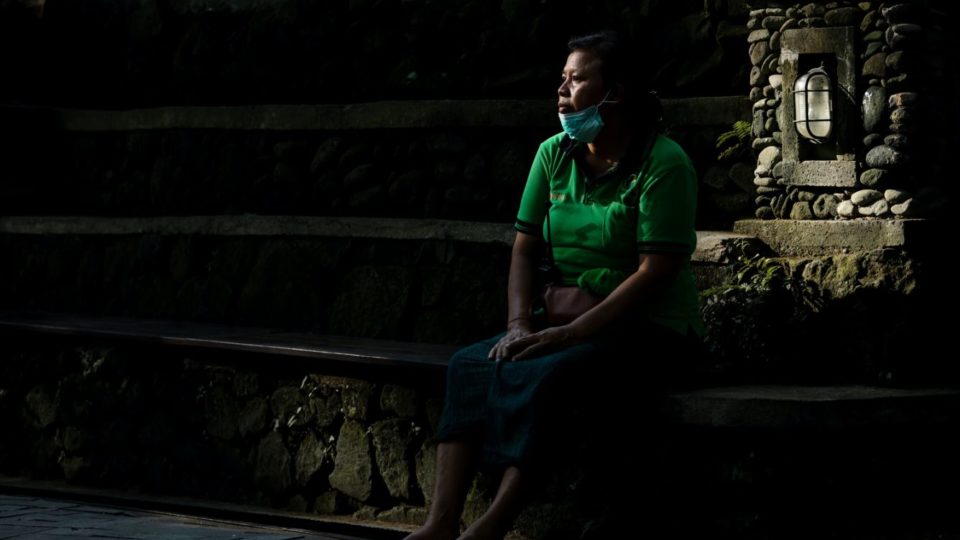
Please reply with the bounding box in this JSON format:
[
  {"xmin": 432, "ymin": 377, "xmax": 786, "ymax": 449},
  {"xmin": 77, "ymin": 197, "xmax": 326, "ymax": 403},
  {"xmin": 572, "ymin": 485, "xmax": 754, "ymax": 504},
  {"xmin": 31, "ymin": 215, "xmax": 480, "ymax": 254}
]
[{"xmin": 557, "ymin": 50, "xmax": 606, "ymax": 114}]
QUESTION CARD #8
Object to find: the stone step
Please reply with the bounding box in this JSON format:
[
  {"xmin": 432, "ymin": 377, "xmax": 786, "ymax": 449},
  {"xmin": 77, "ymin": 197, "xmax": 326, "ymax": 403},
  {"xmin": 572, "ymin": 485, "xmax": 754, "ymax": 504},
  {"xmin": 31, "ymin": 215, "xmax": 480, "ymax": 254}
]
[
  {"xmin": 0, "ymin": 99, "xmax": 752, "ymax": 223},
  {"xmin": 0, "ymin": 214, "xmax": 755, "ymax": 263},
  {"xmin": 0, "ymin": 222, "xmax": 759, "ymax": 341},
  {"xmin": 661, "ymin": 384, "xmax": 960, "ymax": 428},
  {"xmin": 733, "ymin": 217, "xmax": 932, "ymax": 256},
  {"xmin": 4, "ymin": 97, "xmax": 750, "ymax": 131}
]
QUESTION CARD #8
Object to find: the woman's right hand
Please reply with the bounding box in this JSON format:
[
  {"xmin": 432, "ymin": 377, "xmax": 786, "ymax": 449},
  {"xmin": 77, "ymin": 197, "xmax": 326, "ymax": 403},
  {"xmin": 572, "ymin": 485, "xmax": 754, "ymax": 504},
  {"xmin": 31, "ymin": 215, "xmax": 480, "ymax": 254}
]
[{"xmin": 487, "ymin": 322, "xmax": 534, "ymax": 362}]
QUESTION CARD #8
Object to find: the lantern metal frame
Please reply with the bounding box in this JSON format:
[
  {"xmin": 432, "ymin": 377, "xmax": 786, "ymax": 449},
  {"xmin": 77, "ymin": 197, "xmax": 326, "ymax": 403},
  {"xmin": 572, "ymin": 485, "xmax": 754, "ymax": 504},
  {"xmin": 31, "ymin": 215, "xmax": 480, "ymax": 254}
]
[{"xmin": 793, "ymin": 66, "xmax": 834, "ymax": 144}]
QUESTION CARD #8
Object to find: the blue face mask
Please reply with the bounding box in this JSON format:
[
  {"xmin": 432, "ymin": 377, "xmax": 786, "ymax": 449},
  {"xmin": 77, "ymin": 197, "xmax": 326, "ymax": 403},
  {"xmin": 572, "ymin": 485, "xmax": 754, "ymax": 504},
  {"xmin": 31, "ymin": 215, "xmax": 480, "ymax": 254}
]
[{"xmin": 558, "ymin": 89, "xmax": 619, "ymax": 143}]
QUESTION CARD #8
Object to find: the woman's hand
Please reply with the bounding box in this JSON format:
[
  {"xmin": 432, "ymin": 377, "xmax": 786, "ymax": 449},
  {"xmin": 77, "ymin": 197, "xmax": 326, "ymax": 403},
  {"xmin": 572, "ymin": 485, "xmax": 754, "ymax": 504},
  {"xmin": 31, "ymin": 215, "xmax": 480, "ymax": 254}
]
[
  {"xmin": 488, "ymin": 324, "xmax": 535, "ymax": 362},
  {"xmin": 494, "ymin": 325, "xmax": 580, "ymax": 362}
]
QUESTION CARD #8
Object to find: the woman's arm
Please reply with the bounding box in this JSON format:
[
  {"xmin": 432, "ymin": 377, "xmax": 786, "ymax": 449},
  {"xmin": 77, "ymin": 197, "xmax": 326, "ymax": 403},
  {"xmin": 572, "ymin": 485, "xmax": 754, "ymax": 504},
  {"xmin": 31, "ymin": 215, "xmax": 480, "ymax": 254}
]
[
  {"xmin": 501, "ymin": 251, "xmax": 684, "ymax": 361},
  {"xmin": 487, "ymin": 231, "xmax": 543, "ymax": 360}
]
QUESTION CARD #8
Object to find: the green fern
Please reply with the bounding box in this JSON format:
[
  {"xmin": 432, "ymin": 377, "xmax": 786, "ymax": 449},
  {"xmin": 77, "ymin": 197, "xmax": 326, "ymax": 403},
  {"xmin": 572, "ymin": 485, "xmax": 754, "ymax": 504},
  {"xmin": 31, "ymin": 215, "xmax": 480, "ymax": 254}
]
[{"xmin": 716, "ymin": 120, "xmax": 752, "ymax": 162}]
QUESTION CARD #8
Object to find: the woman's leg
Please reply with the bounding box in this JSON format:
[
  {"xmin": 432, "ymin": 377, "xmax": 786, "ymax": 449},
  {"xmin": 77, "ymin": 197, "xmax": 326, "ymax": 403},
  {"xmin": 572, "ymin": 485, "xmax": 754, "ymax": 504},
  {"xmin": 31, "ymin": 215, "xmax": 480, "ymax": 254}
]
[
  {"xmin": 457, "ymin": 465, "xmax": 532, "ymax": 540},
  {"xmin": 406, "ymin": 334, "xmax": 506, "ymax": 540},
  {"xmin": 403, "ymin": 440, "xmax": 481, "ymax": 540}
]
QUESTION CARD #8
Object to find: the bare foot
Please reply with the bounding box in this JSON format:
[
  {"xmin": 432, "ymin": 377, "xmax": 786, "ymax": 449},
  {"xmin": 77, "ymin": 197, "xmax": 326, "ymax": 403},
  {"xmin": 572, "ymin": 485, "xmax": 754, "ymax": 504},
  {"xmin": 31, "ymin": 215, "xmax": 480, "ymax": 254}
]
[
  {"xmin": 456, "ymin": 518, "xmax": 507, "ymax": 540},
  {"xmin": 402, "ymin": 522, "xmax": 460, "ymax": 540}
]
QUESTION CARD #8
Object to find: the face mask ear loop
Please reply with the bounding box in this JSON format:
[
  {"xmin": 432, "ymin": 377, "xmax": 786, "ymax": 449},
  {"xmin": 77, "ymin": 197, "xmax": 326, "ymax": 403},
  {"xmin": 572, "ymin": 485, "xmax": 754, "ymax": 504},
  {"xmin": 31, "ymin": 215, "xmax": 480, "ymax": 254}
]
[{"xmin": 600, "ymin": 88, "xmax": 619, "ymax": 105}]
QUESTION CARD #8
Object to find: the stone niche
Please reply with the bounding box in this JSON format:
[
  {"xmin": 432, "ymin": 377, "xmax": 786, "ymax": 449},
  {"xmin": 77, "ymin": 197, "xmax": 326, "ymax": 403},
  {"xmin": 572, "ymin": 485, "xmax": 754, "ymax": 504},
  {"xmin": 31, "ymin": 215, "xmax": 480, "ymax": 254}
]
[{"xmin": 746, "ymin": 0, "xmax": 949, "ymax": 221}]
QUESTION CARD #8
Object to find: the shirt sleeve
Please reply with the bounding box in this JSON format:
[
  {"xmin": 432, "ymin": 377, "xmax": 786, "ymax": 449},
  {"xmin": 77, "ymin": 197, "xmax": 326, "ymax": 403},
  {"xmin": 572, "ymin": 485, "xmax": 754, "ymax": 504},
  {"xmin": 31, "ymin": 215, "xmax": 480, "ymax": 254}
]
[
  {"xmin": 636, "ymin": 163, "xmax": 698, "ymax": 254},
  {"xmin": 514, "ymin": 141, "xmax": 552, "ymax": 238}
]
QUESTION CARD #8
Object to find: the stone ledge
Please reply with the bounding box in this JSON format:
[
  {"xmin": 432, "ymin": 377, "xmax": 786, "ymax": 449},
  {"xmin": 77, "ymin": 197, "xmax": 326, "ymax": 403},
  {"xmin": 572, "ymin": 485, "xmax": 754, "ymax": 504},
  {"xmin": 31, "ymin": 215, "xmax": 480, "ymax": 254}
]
[
  {"xmin": 0, "ymin": 215, "xmax": 518, "ymax": 245},
  {"xmin": 691, "ymin": 230, "xmax": 764, "ymax": 263},
  {"xmin": 733, "ymin": 218, "xmax": 931, "ymax": 256},
  {"xmin": 662, "ymin": 385, "xmax": 960, "ymax": 429},
  {"xmin": 1, "ymin": 97, "xmax": 750, "ymax": 131},
  {"xmin": 6, "ymin": 313, "xmax": 959, "ymax": 432},
  {"xmin": 0, "ymin": 215, "xmax": 744, "ymax": 263},
  {"xmin": 0, "ymin": 311, "xmax": 456, "ymax": 373}
]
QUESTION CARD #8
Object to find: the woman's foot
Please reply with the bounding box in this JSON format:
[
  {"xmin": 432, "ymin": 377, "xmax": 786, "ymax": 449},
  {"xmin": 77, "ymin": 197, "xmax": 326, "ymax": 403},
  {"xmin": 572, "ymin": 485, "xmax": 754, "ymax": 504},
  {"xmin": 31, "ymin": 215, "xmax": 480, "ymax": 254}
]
[
  {"xmin": 456, "ymin": 516, "xmax": 509, "ymax": 540},
  {"xmin": 402, "ymin": 521, "xmax": 460, "ymax": 540}
]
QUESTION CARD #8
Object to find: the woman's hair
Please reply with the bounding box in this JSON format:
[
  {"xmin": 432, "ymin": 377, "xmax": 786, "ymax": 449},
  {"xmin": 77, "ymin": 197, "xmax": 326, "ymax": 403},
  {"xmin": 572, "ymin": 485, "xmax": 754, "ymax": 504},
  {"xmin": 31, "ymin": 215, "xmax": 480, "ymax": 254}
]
[{"xmin": 567, "ymin": 30, "xmax": 662, "ymax": 130}]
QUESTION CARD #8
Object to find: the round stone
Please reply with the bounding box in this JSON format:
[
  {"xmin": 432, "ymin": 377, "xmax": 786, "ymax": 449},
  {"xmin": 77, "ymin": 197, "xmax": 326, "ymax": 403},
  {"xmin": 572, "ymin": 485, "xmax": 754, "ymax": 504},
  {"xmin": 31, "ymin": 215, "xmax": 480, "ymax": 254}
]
[
  {"xmin": 859, "ymin": 168, "xmax": 888, "ymax": 188},
  {"xmin": 862, "ymin": 86, "xmax": 887, "ymax": 133},
  {"xmin": 752, "ymin": 137, "xmax": 778, "ymax": 150},
  {"xmin": 882, "ymin": 4, "xmax": 920, "ymax": 24},
  {"xmin": 884, "ymin": 74, "xmax": 909, "ymax": 94},
  {"xmin": 772, "ymin": 193, "xmax": 791, "ymax": 218},
  {"xmin": 763, "ymin": 16, "xmax": 787, "ymax": 31},
  {"xmin": 837, "ymin": 200, "xmax": 856, "ymax": 218},
  {"xmin": 885, "ymin": 50, "xmax": 911, "ymax": 72},
  {"xmin": 757, "ymin": 186, "xmax": 782, "ymax": 195},
  {"xmin": 862, "ymin": 53, "xmax": 887, "ymax": 78},
  {"xmin": 888, "ymin": 92, "xmax": 918, "ymax": 108},
  {"xmin": 860, "ymin": 9, "xmax": 878, "ymax": 33},
  {"xmin": 800, "ymin": 3, "xmax": 826, "ymax": 18},
  {"xmin": 890, "ymin": 107, "xmax": 913, "ymax": 124},
  {"xmin": 754, "ymin": 176, "xmax": 776, "ymax": 187},
  {"xmin": 779, "ymin": 17, "xmax": 798, "ymax": 34},
  {"xmin": 813, "ymin": 194, "xmax": 840, "ymax": 218},
  {"xmin": 889, "ymin": 122, "xmax": 913, "ymax": 134},
  {"xmin": 756, "ymin": 206, "xmax": 775, "ymax": 220},
  {"xmin": 769, "ymin": 74, "xmax": 783, "ymax": 90},
  {"xmin": 884, "ymin": 189, "xmax": 910, "ymax": 204},
  {"xmin": 758, "ymin": 145, "xmax": 782, "ymax": 171},
  {"xmin": 884, "ymin": 134, "xmax": 910, "ymax": 150},
  {"xmin": 790, "ymin": 201, "xmax": 814, "ymax": 220},
  {"xmin": 825, "ymin": 7, "xmax": 861, "ymax": 25},
  {"xmin": 748, "ymin": 29, "xmax": 772, "ymax": 43},
  {"xmin": 852, "ymin": 189, "xmax": 883, "ymax": 206},
  {"xmin": 769, "ymin": 30, "xmax": 781, "ymax": 51},
  {"xmin": 891, "ymin": 198, "xmax": 913, "ymax": 216},
  {"xmin": 863, "ymin": 41, "xmax": 883, "ymax": 58},
  {"xmin": 750, "ymin": 41, "xmax": 770, "ymax": 66},
  {"xmin": 865, "ymin": 145, "xmax": 905, "ymax": 168},
  {"xmin": 863, "ymin": 133, "xmax": 883, "ymax": 148},
  {"xmin": 869, "ymin": 199, "xmax": 890, "ymax": 216}
]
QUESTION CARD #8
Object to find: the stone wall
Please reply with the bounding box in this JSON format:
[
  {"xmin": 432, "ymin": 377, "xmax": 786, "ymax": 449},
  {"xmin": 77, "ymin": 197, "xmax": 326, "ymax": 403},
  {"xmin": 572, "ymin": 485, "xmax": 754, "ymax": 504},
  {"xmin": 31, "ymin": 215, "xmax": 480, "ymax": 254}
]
[
  {"xmin": 746, "ymin": 0, "xmax": 954, "ymax": 220},
  {"xmin": 0, "ymin": 234, "xmax": 511, "ymax": 344},
  {"xmin": 5, "ymin": 330, "xmax": 960, "ymax": 538},
  {"xmin": 0, "ymin": 110, "xmax": 754, "ymax": 229},
  {"xmin": 0, "ymin": 335, "xmax": 610, "ymax": 538},
  {"xmin": 0, "ymin": 337, "xmax": 442, "ymax": 520},
  {"xmin": 699, "ymin": 242, "xmax": 958, "ymax": 387}
]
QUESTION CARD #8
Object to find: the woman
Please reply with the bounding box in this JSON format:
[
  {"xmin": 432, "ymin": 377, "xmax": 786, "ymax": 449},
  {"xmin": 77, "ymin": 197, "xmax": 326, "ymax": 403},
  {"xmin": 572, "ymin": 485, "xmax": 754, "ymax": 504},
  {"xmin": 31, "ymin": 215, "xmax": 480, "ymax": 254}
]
[{"xmin": 405, "ymin": 30, "xmax": 704, "ymax": 540}]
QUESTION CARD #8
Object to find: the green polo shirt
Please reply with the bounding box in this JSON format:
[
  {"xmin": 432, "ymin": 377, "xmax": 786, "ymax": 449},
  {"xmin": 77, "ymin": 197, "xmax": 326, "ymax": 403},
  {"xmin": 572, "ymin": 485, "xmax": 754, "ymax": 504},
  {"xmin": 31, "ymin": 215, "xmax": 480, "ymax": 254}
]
[{"xmin": 515, "ymin": 131, "xmax": 704, "ymax": 337}]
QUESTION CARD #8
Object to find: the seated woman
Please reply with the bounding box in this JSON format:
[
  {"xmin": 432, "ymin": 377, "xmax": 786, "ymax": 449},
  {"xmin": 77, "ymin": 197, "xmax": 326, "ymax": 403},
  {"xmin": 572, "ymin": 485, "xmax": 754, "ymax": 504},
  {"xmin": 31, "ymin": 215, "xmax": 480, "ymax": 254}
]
[{"xmin": 405, "ymin": 30, "xmax": 705, "ymax": 540}]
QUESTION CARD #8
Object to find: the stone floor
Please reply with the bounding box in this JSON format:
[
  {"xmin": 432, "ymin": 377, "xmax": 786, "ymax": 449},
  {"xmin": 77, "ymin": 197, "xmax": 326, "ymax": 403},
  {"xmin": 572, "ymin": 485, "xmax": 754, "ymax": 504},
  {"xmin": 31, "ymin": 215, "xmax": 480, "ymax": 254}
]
[{"xmin": 0, "ymin": 493, "xmax": 372, "ymax": 540}]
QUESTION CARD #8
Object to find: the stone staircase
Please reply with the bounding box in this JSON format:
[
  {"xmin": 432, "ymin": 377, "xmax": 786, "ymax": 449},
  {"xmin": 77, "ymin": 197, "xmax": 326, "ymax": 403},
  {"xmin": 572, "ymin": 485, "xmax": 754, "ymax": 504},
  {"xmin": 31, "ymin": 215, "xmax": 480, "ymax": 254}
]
[{"xmin": 1, "ymin": 96, "xmax": 956, "ymax": 539}]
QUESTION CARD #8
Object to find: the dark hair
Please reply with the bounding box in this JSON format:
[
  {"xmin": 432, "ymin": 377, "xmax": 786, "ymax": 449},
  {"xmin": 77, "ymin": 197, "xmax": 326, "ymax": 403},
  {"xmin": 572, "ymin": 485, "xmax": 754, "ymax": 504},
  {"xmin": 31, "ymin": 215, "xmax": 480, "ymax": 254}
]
[{"xmin": 567, "ymin": 30, "xmax": 662, "ymax": 129}]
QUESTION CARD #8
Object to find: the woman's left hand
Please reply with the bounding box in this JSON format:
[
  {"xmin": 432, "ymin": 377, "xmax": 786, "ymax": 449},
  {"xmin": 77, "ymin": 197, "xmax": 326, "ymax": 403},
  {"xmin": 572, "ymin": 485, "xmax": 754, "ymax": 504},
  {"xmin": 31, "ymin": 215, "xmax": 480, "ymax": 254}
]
[{"xmin": 499, "ymin": 325, "xmax": 580, "ymax": 361}]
